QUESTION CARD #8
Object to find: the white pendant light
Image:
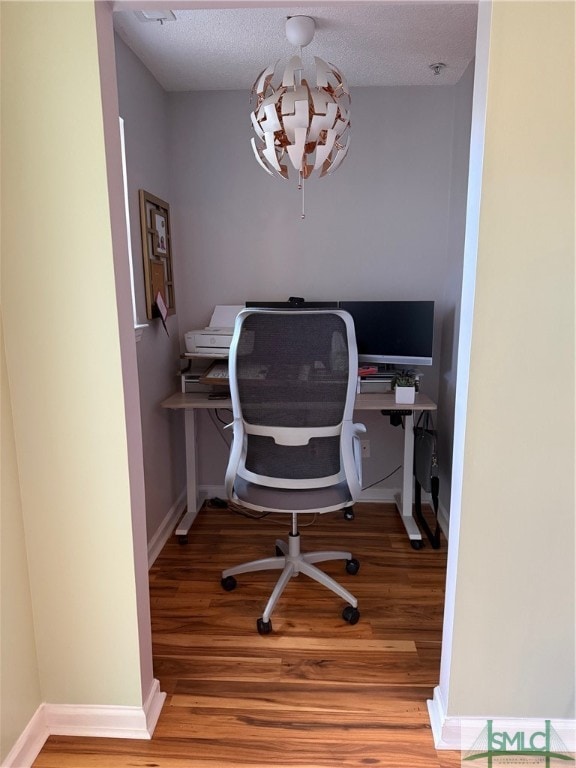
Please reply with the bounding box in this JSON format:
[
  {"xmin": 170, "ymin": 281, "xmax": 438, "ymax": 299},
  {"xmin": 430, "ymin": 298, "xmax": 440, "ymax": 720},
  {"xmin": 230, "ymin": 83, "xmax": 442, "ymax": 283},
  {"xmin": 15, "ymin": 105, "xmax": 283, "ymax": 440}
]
[{"xmin": 250, "ymin": 16, "xmax": 351, "ymax": 218}]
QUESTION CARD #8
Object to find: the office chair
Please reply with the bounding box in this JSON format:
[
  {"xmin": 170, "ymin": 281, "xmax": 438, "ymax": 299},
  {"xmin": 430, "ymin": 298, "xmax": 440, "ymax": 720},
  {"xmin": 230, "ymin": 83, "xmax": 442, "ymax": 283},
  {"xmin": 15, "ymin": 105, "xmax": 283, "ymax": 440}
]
[{"xmin": 221, "ymin": 308, "xmax": 366, "ymax": 634}]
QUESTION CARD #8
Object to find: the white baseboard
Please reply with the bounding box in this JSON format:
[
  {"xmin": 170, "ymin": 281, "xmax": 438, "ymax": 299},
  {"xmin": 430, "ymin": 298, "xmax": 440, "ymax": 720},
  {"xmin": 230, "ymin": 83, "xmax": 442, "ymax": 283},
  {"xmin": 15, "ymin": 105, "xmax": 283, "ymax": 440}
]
[
  {"xmin": 202, "ymin": 486, "xmax": 401, "ymax": 506},
  {"xmin": 1, "ymin": 680, "xmax": 165, "ymax": 768},
  {"xmin": 201, "ymin": 486, "xmax": 402, "ymax": 508},
  {"xmin": 358, "ymin": 487, "xmax": 397, "ymax": 503},
  {"xmin": 1, "ymin": 706, "xmax": 49, "ymax": 768},
  {"xmin": 148, "ymin": 490, "xmax": 186, "ymax": 568},
  {"xmin": 428, "ymin": 685, "xmax": 459, "ymax": 748},
  {"xmin": 199, "ymin": 484, "xmax": 226, "ymax": 502},
  {"xmin": 360, "ymin": 488, "xmax": 450, "ymax": 542},
  {"xmin": 428, "ymin": 686, "xmax": 576, "ymax": 752},
  {"xmin": 142, "ymin": 677, "xmax": 166, "ymax": 736},
  {"xmin": 201, "ymin": 487, "xmax": 441, "ymax": 508},
  {"xmin": 198, "ymin": 486, "xmax": 451, "ymax": 542},
  {"xmin": 45, "ymin": 676, "xmax": 165, "ymax": 740}
]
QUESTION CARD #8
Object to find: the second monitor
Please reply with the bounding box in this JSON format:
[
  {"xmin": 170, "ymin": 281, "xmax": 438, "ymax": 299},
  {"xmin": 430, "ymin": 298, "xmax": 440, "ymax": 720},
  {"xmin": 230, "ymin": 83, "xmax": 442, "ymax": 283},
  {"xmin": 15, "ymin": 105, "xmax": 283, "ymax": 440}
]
[
  {"xmin": 339, "ymin": 301, "xmax": 434, "ymax": 367},
  {"xmin": 245, "ymin": 299, "xmax": 434, "ymax": 367}
]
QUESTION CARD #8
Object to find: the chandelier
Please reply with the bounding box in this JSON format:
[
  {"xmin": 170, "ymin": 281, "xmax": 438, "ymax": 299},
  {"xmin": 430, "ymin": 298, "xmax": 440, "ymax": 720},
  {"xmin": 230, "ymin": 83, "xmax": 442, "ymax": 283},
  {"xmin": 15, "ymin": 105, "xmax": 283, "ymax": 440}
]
[{"xmin": 250, "ymin": 16, "xmax": 351, "ymax": 218}]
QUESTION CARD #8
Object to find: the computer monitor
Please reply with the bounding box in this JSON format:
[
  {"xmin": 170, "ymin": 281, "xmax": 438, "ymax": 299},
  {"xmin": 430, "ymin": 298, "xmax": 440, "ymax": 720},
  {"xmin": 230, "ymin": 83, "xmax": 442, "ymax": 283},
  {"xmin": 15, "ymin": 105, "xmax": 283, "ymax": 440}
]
[{"xmin": 339, "ymin": 301, "xmax": 434, "ymax": 366}]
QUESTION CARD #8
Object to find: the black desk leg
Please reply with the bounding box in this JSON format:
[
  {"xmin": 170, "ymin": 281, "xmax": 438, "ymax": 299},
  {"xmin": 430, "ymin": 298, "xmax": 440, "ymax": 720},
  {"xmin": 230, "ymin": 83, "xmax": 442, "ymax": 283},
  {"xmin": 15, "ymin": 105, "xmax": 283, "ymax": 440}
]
[{"xmin": 414, "ymin": 477, "xmax": 441, "ymax": 549}]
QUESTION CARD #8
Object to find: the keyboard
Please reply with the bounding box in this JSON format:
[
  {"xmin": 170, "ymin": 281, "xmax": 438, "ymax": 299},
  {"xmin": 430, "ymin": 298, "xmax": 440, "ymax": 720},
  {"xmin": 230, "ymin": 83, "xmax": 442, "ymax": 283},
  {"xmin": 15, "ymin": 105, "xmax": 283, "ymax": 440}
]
[
  {"xmin": 207, "ymin": 363, "xmax": 229, "ymax": 378},
  {"xmin": 199, "ymin": 362, "xmax": 229, "ymax": 384}
]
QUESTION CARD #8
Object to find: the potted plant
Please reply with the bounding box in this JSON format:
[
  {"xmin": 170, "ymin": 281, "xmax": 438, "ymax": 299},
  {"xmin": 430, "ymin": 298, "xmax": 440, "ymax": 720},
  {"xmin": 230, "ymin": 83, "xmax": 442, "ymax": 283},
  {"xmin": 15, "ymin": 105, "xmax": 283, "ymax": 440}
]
[{"xmin": 393, "ymin": 371, "xmax": 416, "ymax": 404}]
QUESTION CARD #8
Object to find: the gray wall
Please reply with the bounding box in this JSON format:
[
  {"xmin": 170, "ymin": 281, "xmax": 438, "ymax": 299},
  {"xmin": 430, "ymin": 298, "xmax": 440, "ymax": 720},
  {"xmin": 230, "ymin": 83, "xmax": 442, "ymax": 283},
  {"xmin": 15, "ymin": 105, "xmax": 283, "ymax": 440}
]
[
  {"xmin": 115, "ymin": 36, "xmax": 186, "ymax": 543},
  {"xmin": 169, "ymin": 87, "xmax": 458, "ymax": 342},
  {"xmin": 167, "ymin": 84, "xmax": 473, "ymax": 500}
]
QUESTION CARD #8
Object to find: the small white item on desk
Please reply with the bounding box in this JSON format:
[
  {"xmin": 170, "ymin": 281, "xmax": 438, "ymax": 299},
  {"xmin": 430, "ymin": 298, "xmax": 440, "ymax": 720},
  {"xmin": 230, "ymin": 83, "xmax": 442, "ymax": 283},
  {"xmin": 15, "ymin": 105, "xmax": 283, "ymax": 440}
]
[{"xmin": 395, "ymin": 385, "xmax": 416, "ymax": 404}]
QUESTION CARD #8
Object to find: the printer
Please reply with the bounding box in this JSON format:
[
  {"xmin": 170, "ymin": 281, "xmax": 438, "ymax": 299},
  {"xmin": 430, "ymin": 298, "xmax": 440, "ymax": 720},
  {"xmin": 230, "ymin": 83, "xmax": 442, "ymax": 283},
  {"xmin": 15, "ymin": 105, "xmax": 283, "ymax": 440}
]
[
  {"xmin": 184, "ymin": 305, "xmax": 244, "ymax": 356},
  {"xmin": 185, "ymin": 327, "xmax": 234, "ymax": 355}
]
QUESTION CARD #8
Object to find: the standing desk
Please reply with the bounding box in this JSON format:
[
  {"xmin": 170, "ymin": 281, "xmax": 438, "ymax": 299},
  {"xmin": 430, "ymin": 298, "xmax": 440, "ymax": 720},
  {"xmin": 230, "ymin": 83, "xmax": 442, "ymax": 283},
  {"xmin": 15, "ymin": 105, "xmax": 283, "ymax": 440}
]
[{"xmin": 161, "ymin": 390, "xmax": 436, "ymax": 548}]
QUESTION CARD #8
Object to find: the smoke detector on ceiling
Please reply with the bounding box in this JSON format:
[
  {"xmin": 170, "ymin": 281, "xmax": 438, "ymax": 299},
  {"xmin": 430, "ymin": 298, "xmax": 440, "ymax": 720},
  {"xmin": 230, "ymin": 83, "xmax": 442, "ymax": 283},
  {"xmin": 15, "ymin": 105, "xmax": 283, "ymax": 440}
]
[
  {"xmin": 429, "ymin": 62, "xmax": 447, "ymax": 76},
  {"xmin": 134, "ymin": 10, "xmax": 176, "ymax": 24}
]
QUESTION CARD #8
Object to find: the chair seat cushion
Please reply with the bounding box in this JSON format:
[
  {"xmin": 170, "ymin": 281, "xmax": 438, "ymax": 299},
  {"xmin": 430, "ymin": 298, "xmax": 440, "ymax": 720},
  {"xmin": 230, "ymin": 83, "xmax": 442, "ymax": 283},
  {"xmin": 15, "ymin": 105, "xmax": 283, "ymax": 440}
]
[{"xmin": 233, "ymin": 476, "xmax": 352, "ymax": 513}]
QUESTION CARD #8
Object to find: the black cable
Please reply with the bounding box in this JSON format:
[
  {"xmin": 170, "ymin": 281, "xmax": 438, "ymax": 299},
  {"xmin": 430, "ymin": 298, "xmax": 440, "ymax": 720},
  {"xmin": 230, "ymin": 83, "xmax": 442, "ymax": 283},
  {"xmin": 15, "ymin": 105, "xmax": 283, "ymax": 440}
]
[
  {"xmin": 362, "ymin": 464, "xmax": 402, "ymax": 491},
  {"xmin": 227, "ymin": 502, "xmax": 273, "ymax": 520},
  {"xmin": 214, "ymin": 408, "xmax": 233, "ymax": 425},
  {"xmin": 207, "ymin": 409, "xmax": 232, "ymax": 449}
]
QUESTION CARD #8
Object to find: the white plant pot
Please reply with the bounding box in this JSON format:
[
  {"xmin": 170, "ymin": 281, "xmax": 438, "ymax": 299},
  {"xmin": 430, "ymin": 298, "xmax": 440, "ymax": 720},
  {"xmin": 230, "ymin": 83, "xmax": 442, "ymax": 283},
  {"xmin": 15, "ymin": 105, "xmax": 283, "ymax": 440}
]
[{"xmin": 395, "ymin": 385, "xmax": 415, "ymax": 404}]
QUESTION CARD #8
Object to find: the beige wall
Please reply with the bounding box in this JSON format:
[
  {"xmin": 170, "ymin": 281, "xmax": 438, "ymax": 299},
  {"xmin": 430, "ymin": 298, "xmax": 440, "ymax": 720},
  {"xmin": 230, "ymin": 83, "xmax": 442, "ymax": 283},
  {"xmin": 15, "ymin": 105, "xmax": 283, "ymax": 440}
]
[
  {"xmin": 446, "ymin": 0, "xmax": 574, "ymax": 717},
  {"xmin": 0, "ymin": 318, "xmax": 42, "ymax": 761},
  {"xmin": 1, "ymin": 2, "xmax": 144, "ymax": 749}
]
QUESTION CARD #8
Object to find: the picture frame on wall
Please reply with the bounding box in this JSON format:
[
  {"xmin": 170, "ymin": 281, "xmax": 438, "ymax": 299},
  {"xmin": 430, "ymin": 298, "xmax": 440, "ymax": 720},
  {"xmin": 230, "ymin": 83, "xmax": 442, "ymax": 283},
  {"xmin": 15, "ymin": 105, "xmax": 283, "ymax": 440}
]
[
  {"xmin": 151, "ymin": 208, "xmax": 168, "ymax": 256},
  {"xmin": 139, "ymin": 189, "xmax": 175, "ymax": 320}
]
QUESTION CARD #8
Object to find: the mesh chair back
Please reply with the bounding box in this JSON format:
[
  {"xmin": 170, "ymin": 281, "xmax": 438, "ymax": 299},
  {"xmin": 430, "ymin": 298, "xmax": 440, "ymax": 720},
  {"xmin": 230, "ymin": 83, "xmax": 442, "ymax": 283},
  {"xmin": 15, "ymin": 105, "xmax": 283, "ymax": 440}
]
[{"xmin": 229, "ymin": 310, "xmax": 357, "ymax": 484}]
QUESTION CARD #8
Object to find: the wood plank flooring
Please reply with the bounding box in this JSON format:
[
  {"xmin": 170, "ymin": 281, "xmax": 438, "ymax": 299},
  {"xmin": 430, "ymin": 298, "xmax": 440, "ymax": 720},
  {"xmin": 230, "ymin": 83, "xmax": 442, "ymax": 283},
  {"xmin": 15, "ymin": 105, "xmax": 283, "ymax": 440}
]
[{"xmin": 34, "ymin": 502, "xmax": 461, "ymax": 767}]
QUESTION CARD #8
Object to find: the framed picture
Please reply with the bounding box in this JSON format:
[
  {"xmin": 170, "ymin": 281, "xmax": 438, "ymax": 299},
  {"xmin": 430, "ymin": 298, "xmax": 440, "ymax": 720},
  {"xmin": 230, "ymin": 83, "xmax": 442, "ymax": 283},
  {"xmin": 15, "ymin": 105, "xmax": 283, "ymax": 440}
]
[
  {"xmin": 151, "ymin": 208, "xmax": 168, "ymax": 256},
  {"xmin": 139, "ymin": 190, "xmax": 176, "ymax": 320}
]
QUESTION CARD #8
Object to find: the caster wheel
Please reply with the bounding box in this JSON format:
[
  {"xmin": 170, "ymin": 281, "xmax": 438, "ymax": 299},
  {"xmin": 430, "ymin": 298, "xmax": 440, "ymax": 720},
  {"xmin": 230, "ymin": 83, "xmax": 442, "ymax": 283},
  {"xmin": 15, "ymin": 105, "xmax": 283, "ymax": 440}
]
[
  {"xmin": 221, "ymin": 575, "xmax": 237, "ymax": 592},
  {"xmin": 275, "ymin": 545, "xmax": 284, "ymax": 557},
  {"xmin": 346, "ymin": 558, "xmax": 360, "ymax": 575},
  {"xmin": 410, "ymin": 539, "xmax": 424, "ymax": 550},
  {"xmin": 344, "ymin": 508, "xmax": 355, "ymax": 520},
  {"xmin": 257, "ymin": 617, "xmax": 272, "ymax": 635},
  {"xmin": 177, "ymin": 535, "xmax": 188, "ymax": 546},
  {"xmin": 342, "ymin": 605, "xmax": 360, "ymax": 625}
]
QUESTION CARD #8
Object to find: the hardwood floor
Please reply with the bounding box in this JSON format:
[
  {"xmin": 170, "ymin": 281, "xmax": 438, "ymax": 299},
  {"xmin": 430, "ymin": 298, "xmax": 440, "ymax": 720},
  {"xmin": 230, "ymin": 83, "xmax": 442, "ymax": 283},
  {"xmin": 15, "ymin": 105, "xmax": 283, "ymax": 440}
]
[{"xmin": 34, "ymin": 502, "xmax": 461, "ymax": 767}]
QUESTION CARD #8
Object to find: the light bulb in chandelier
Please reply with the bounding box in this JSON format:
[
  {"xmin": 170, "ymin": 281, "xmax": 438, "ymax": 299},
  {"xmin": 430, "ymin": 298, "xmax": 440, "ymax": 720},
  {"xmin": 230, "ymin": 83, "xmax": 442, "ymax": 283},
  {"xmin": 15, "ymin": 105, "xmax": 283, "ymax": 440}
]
[{"xmin": 249, "ymin": 16, "xmax": 351, "ymax": 186}]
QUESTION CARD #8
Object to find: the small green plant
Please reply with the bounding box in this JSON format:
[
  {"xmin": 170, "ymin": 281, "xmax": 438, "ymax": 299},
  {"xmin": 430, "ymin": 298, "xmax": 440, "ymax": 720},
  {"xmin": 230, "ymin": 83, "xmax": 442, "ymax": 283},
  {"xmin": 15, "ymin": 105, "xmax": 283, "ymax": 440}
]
[{"xmin": 393, "ymin": 371, "xmax": 416, "ymax": 388}]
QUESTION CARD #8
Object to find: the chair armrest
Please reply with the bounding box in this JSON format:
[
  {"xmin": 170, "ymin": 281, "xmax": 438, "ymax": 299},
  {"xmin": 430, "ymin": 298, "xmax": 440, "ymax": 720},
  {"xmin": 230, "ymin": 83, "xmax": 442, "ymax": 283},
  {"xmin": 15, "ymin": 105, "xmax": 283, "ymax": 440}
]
[
  {"xmin": 341, "ymin": 420, "xmax": 367, "ymax": 502},
  {"xmin": 224, "ymin": 419, "xmax": 244, "ymax": 500}
]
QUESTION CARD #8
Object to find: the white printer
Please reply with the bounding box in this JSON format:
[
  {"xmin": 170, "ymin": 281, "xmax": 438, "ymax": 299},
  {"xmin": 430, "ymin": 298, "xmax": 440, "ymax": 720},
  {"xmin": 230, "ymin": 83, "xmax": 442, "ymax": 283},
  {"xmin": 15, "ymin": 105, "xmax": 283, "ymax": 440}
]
[
  {"xmin": 185, "ymin": 327, "xmax": 233, "ymax": 355},
  {"xmin": 184, "ymin": 305, "xmax": 243, "ymax": 356}
]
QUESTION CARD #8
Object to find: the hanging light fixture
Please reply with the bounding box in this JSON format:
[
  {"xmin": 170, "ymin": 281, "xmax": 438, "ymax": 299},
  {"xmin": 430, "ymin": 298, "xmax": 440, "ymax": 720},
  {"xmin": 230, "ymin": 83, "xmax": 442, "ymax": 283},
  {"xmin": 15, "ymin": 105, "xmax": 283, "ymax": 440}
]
[{"xmin": 250, "ymin": 16, "xmax": 351, "ymax": 218}]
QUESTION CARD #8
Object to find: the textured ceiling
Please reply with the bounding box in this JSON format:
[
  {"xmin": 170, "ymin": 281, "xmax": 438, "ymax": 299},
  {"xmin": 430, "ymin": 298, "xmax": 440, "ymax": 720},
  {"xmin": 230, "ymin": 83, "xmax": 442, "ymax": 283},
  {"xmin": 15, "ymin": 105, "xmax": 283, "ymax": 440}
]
[{"xmin": 112, "ymin": 3, "xmax": 478, "ymax": 91}]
